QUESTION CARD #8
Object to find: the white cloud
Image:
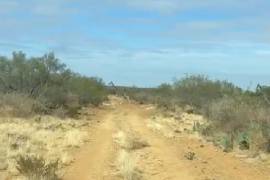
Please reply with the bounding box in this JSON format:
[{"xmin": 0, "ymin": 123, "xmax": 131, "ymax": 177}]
[
  {"xmin": 0, "ymin": 0, "xmax": 76, "ymax": 16},
  {"xmin": 31, "ymin": 0, "xmax": 77, "ymax": 16},
  {"xmin": 122, "ymin": 0, "xmax": 180, "ymax": 13},
  {"xmin": 109, "ymin": 0, "xmax": 262, "ymax": 14},
  {"xmin": 255, "ymin": 50, "xmax": 270, "ymax": 56},
  {"xmin": 0, "ymin": 1, "xmax": 19, "ymax": 14}
]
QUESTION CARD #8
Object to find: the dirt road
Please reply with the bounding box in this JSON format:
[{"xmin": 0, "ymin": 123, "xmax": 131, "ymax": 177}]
[{"xmin": 63, "ymin": 98, "xmax": 270, "ymax": 180}]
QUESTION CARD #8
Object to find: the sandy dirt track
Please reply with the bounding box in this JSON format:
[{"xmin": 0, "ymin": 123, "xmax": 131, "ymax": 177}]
[{"xmin": 63, "ymin": 98, "xmax": 270, "ymax": 180}]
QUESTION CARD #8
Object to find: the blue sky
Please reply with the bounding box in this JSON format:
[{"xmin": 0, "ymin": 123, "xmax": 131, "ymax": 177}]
[{"xmin": 0, "ymin": 0, "xmax": 270, "ymax": 88}]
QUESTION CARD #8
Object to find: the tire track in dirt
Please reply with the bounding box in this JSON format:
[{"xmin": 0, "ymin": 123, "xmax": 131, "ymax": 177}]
[
  {"xmin": 64, "ymin": 97, "xmax": 270, "ymax": 180},
  {"xmin": 123, "ymin": 103, "xmax": 270, "ymax": 180},
  {"xmin": 121, "ymin": 105, "xmax": 194, "ymax": 180},
  {"xmin": 63, "ymin": 107, "xmax": 119, "ymax": 180}
]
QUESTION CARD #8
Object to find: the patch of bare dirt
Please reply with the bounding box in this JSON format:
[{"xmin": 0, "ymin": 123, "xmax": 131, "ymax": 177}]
[{"xmin": 60, "ymin": 96, "xmax": 270, "ymax": 180}]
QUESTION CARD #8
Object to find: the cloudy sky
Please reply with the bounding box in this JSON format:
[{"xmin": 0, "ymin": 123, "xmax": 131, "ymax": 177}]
[{"xmin": 0, "ymin": 0, "xmax": 270, "ymax": 88}]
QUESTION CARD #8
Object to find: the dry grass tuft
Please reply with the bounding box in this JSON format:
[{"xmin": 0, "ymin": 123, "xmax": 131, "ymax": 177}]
[
  {"xmin": 117, "ymin": 150, "xmax": 142, "ymax": 180},
  {"xmin": 0, "ymin": 116, "xmax": 90, "ymax": 178},
  {"xmin": 114, "ymin": 131, "xmax": 149, "ymax": 151},
  {"xmin": 114, "ymin": 130, "xmax": 145, "ymax": 180},
  {"xmin": 0, "ymin": 93, "xmax": 45, "ymax": 117},
  {"xmin": 16, "ymin": 155, "xmax": 59, "ymax": 180},
  {"xmin": 184, "ymin": 152, "xmax": 196, "ymax": 160}
]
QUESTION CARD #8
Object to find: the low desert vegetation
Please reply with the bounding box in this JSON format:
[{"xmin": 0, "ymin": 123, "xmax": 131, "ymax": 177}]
[
  {"xmin": 120, "ymin": 75, "xmax": 270, "ymax": 154},
  {"xmin": 114, "ymin": 130, "xmax": 146, "ymax": 180},
  {"xmin": 0, "ymin": 116, "xmax": 90, "ymax": 178},
  {"xmin": 16, "ymin": 155, "xmax": 59, "ymax": 180},
  {"xmin": 1, "ymin": 50, "xmax": 269, "ymax": 177},
  {"xmin": 0, "ymin": 51, "xmax": 108, "ymax": 118},
  {"xmin": 117, "ymin": 150, "xmax": 142, "ymax": 180},
  {"xmin": 0, "ymin": 51, "xmax": 106, "ymax": 178},
  {"xmin": 114, "ymin": 131, "xmax": 149, "ymax": 151}
]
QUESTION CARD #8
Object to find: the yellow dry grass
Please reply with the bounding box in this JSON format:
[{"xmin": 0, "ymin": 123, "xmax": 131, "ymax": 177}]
[
  {"xmin": 117, "ymin": 150, "xmax": 142, "ymax": 180},
  {"xmin": 148, "ymin": 111, "xmax": 206, "ymax": 138},
  {"xmin": 0, "ymin": 115, "xmax": 90, "ymax": 179},
  {"xmin": 114, "ymin": 131, "xmax": 148, "ymax": 151},
  {"xmin": 114, "ymin": 130, "xmax": 145, "ymax": 180}
]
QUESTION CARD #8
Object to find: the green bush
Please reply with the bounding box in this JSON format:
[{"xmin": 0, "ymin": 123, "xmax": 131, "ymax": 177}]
[
  {"xmin": 68, "ymin": 76, "xmax": 107, "ymax": 106},
  {"xmin": 0, "ymin": 51, "xmax": 108, "ymax": 117},
  {"xmin": 122, "ymin": 75, "xmax": 270, "ymax": 153},
  {"xmin": 121, "ymin": 75, "xmax": 242, "ymax": 113},
  {"xmin": 173, "ymin": 75, "xmax": 241, "ymax": 110}
]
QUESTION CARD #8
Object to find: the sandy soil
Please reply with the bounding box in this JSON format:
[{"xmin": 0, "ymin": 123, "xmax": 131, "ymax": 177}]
[
  {"xmin": 63, "ymin": 97, "xmax": 270, "ymax": 180},
  {"xmin": 0, "ymin": 113, "xmax": 95, "ymax": 180}
]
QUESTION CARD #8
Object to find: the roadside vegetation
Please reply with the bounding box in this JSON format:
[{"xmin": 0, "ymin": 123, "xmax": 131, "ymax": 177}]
[
  {"xmin": 0, "ymin": 51, "xmax": 108, "ymax": 118},
  {"xmin": 16, "ymin": 155, "xmax": 59, "ymax": 180},
  {"xmin": 0, "ymin": 52, "xmax": 107, "ymax": 179},
  {"xmin": 1, "ymin": 51, "xmax": 270, "ymax": 178},
  {"xmin": 115, "ymin": 75, "xmax": 270, "ymax": 154}
]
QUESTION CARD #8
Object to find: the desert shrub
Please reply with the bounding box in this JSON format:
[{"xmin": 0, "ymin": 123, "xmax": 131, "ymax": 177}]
[
  {"xmin": 0, "ymin": 52, "xmax": 67, "ymax": 96},
  {"xmin": 206, "ymin": 97, "xmax": 250, "ymax": 150},
  {"xmin": 252, "ymin": 108, "xmax": 270, "ymax": 152},
  {"xmin": 117, "ymin": 84, "xmax": 177, "ymax": 111},
  {"xmin": 173, "ymin": 75, "xmax": 241, "ymax": 111},
  {"xmin": 122, "ymin": 75, "xmax": 270, "ymax": 154},
  {"xmin": 131, "ymin": 92, "xmax": 151, "ymax": 104},
  {"xmin": 238, "ymin": 132, "xmax": 250, "ymax": 150},
  {"xmin": 51, "ymin": 107, "xmax": 69, "ymax": 119},
  {"xmin": 122, "ymin": 75, "xmax": 241, "ymax": 113},
  {"xmin": 114, "ymin": 86, "xmax": 160, "ymax": 106},
  {"xmin": 199, "ymin": 124, "xmax": 215, "ymax": 136},
  {"xmin": 68, "ymin": 76, "xmax": 108, "ymax": 106},
  {"xmin": 154, "ymin": 83, "xmax": 177, "ymax": 110},
  {"xmin": 207, "ymin": 97, "xmax": 250, "ymax": 134},
  {"xmin": 16, "ymin": 155, "xmax": 59, "ymax": 180},
  {"xmin": 0, "ymin": 51, "xmax": 108, "ymax": 117},
  {"xmin": 184, "ymin": 151, "xmax": 196, "ymax": 160},
  {"xmin": 0, "ymin": 93, "xmax": 46, "ymax": 117},
  {"xmin": 221, "ymin": 135, "xmax": 234, "ymax": 152},
  {"xmin": 256, "ymin": 85, "xmax": 270, "ymax": 105},
  {"xmin": 207, "ymin": 96, "xmax": 270, "ymax": 152}
]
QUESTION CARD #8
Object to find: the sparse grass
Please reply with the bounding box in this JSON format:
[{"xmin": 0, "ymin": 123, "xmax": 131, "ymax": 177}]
[
  {"xmin": 114, "ymin": 130, "xmax": 145, "ymax": 180},
  {"xmin": 0, "ymin": 93, "xmax": 46, "ymax": 117},
  {"xmin": 114, "ymin": 131, "xmax": 149, "ymax": 151},
  {"xmin": 123, "ymin": 75, "xmax": 270, "ymax": 155},
  {"xmin": 125, "ymin": 135, "xmax": 149, "ymax": 151},
  {"xmin": 0, "ymin": 116, "xmax": 90, "ymax": 177},
  {"xmin": 16, "ymin": 155, "xmax": 59, "ymax": 180},
  {"xmin": 117, "ymin": 150, "xmax": 142, "ymax": 180}
]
